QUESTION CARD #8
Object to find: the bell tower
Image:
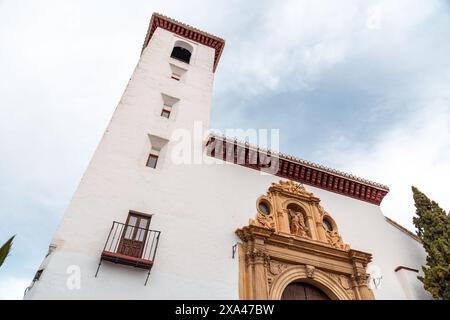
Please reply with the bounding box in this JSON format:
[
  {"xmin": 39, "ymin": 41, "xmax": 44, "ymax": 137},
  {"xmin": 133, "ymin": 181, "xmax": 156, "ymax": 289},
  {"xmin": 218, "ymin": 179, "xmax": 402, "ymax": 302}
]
[
  {"xmin": 25, "ymin": 13, "xmax": 226, "ymax": 299},
  {"xmin": 136, "ymin": 13, "xmax": 225, "ymax": 138}
]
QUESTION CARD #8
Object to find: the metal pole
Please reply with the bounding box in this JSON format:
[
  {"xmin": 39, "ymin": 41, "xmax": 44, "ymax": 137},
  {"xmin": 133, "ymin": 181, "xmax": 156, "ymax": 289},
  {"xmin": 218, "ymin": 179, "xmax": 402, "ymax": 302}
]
[{"xmin": 95, "ymin": 258, "xmax": 102, "ymax": 277}]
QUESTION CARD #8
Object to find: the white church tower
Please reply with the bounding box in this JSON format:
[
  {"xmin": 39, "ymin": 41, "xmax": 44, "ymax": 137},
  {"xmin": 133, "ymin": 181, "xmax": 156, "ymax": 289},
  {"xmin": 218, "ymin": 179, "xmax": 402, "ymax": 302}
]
[{"xmin": 25, "ymin": 13, "xmax": 431, "ymax": 300}]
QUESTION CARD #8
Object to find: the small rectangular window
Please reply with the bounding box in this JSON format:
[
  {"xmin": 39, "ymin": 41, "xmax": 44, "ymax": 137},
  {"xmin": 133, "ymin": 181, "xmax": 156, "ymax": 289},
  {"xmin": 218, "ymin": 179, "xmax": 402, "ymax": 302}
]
[
  {"xmin": 161, "ymin": 107, "xmax": 171, "ymax": 118},
  {"xmin": 146, "ymin": 154, "xmax": 159, "ymax": 169},
  {"xmin": 161, "ymin": 110, "xmax": 170, "ymax": 118}
]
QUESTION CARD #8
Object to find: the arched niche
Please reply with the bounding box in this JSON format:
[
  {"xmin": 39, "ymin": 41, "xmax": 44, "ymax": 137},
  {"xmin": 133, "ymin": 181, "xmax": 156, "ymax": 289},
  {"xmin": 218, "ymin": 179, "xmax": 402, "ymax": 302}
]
[{"xmin": 285, "ymin": 203, "xmax": 312, "ymax": 238}]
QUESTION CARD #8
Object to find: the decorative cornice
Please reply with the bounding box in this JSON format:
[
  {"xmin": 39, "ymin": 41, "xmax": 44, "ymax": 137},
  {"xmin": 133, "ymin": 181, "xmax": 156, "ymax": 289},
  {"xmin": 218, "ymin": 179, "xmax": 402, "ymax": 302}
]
[
  {"xmin": 348, "ymin": 249, "xmax": 373, "ymax": 266},
  {"xmin": 142, "ymin": 13, "xmax": 225, "ymax": 72},
  {"xmin": 206, "ymin": 135, "xmax": 389, "ymax": 205},
  {"xmin": 236, "ymin": 224, "xmax": 371, "ymax": 266}
]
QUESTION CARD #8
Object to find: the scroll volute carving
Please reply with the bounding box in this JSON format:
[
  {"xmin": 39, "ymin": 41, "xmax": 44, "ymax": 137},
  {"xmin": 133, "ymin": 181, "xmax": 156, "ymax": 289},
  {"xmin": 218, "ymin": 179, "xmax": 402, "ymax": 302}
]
[
  {"xmin": 317, "ymin": 204, "xmax": 350, "ymax": 251},
  {"xmin": 250, "ymin": 180, "xmax": 349, "ymax": 250}
]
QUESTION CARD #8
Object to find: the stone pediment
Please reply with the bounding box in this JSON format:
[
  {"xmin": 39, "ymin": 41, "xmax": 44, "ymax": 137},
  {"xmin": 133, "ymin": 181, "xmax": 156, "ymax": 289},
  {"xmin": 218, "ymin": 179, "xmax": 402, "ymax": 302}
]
[
  {"xmin": 248, "ymin": 180, "xmax": 349, "ymax": 251},
  {"xmin": 267, "ymin": 180, "xmax": 319, "ymax": 202}
]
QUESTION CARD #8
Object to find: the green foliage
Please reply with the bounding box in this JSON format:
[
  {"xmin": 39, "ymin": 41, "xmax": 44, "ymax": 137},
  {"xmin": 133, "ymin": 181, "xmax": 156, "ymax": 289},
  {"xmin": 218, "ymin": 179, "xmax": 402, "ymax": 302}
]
[
  {"xmin": 0, "ymin": 235, "xmax": 15, "ymax": 268},
  {"xmin": 412, "ymin": 186, "xmax": 450, "ymax": 300}
]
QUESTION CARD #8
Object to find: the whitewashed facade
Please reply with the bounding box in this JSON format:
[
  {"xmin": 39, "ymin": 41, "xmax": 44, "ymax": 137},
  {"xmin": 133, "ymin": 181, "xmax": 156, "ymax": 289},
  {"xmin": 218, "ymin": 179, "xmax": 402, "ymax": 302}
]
[{"xmin": 24, "ymin": 14, "xmax": 430, "ymax": 300}]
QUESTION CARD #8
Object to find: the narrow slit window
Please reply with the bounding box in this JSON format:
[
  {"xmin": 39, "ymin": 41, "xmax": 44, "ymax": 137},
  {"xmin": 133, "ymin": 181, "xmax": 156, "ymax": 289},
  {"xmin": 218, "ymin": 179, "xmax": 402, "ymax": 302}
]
[
  {"xmin": 169, "ymin": 63, "xmax": 187, "ymax": 81},
  {"xmin": 146, "ymin": 154, "xmax": 159, "ymax": 169},
  {"xmin": 160, "ymin": 94, "xmax": 179, "ymax": 120}
]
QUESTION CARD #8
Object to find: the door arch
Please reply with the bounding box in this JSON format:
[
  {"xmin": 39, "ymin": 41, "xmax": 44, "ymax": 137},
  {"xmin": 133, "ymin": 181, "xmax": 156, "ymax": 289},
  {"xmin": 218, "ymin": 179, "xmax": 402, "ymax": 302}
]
[
  {"xmin": 269, "ymin": 265, "xmax": 352, "ymax": 300},
  {"xmin": 281, "ymin": 282, "xmax": 330, "ymax": 300}
]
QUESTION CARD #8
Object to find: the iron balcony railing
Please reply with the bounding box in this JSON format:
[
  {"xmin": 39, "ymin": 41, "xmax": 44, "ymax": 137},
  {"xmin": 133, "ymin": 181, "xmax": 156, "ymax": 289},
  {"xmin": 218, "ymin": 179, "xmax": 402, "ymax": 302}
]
[{"xmin": 95, "ymin": 221, "xmax": 161, "ymax": 285}]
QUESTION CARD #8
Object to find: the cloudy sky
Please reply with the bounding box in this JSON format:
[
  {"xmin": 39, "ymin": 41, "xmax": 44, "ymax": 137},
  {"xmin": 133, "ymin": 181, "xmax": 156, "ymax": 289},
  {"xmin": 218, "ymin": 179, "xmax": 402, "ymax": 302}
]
[{"xmin": 0, "ymin": 0, "xmax": 449, "ymax": 299}]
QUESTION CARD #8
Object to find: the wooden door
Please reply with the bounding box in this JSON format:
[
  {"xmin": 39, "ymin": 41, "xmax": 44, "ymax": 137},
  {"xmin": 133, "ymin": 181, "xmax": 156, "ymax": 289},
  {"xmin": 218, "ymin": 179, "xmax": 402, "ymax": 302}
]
[
  {"xmin": 281, "ymin": 282, "xmax": 330, "ymax": 300},
  {"xmin": 118, "ymin": 213, "xmax": 151, "ymax": 258}
]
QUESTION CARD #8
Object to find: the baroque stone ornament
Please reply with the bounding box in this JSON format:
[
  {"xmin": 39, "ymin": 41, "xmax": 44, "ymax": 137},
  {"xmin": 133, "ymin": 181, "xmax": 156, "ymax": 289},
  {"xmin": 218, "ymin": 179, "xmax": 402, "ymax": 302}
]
[
  {"xmin": 249, "ymin": 180, "xmax": 350, "ymax": 248},
  {"xmin": 276, "ymin": 180, "xmax": 309, "ymax": 195},
  {"xmin": 269, "ymin": 179, "xmax": 315, "ymax": 199},
  {"xmin": 268, "ymin": 260, "xmax": 289, "ymax": 276},
  {"xmin": 326, "ymin": 230, "xmax": 350, "ymax": 250},
  {"xmin": 352, "ymin": 272, "xmax": 370, "ymax": 287},
  {"xmin": 235, "ymin": 180, "xmax": 375, "ymax": 300},
  {"xmin": 306, "ymin": 265, "xmax": 315, "ymax": 278},
  {"xmin": 339, "ymin": 275, "xmax": 352, "ymax": 290},
  {"xmin": 255, "ymin": 213, "xmax": 274, "ymax": 230},
  {"xmin": 317, "ymin": 204, "xmax": 327, "ymax": 217},
  {"xmin": 245, "ymin": 247, "xmax": 269, "ymax": 266}
]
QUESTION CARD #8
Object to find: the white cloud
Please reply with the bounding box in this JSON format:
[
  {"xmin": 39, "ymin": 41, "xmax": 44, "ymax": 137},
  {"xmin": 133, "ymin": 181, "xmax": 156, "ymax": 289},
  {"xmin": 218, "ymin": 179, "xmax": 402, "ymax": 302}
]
[
  {"xmin": 0, "ymin": 0, "xmax": 449, "ymax": 297},
  {"xmin": 318, "ymin": 98, "xmax": 450, "ymax": 231},
  {"xmin": 0, "ymin": 276, "xmax": 29, "ymax": 300},
  {"xmin": 218, "ymin": 0, "xmax": 450, "ymax": 232},
  {"xmin": 216, "ymin": 0, "xmax": 445, "ymax": 97}
]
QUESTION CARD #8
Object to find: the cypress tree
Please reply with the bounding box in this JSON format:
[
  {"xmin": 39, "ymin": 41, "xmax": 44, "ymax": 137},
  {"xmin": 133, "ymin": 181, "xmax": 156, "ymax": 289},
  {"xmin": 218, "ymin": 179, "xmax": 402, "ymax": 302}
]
[{"xmin": 412, "ymin": 186, "xmax": 450, "ymax": 299}]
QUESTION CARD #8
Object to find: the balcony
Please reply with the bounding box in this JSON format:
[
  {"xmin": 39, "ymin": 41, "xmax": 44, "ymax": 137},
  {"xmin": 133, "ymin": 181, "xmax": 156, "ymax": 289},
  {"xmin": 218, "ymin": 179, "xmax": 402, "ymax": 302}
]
[{"xmin": 95, "ymin": 221, "xmax": 161, "ymax": 285}]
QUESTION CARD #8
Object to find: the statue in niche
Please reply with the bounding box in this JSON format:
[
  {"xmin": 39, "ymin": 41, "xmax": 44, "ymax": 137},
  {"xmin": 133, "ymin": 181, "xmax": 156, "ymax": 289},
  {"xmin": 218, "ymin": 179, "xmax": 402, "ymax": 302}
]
[{"xmin": 288, "ymin": 209, "xmax": 309, "ymax": 237}]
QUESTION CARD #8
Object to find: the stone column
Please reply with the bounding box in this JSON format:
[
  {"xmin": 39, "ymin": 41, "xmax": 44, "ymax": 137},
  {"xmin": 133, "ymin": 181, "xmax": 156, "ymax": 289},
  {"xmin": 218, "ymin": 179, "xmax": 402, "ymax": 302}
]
[
  {"xmin": 349, "ymin": 251, "xmax": 375, "ymax": 300},
  {"xmin": 277, "ymin": 209, "xmax": 291, "ymax": 234},
  {"xmin": 305, "ymin": 204, "xmax": 318, "ymax": 240},
  {"xmin": 247, "ymin": 239, "xmax": 269, "ymax": 300},
  {"xmin": 252, "ymin": 250, "xmax": 268, "ymax": 299}
]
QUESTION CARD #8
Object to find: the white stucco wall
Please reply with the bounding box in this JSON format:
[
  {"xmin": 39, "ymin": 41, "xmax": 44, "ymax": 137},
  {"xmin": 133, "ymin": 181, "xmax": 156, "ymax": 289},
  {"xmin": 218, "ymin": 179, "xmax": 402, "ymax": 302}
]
[{"xmin": 24, "ymin": 27, "xmax": 430, "ymax": 300}]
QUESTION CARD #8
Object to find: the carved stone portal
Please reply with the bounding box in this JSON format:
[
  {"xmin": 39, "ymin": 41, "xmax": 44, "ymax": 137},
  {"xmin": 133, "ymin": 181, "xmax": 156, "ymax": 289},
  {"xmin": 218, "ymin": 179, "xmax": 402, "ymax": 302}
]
[{"xmin": 236, "ymin": 180, "xmax": 375, "ymax": 300}]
